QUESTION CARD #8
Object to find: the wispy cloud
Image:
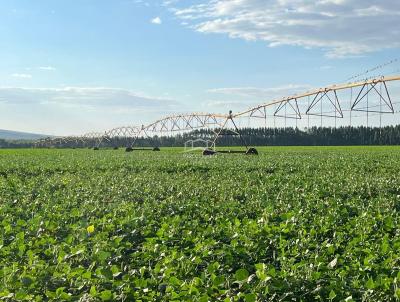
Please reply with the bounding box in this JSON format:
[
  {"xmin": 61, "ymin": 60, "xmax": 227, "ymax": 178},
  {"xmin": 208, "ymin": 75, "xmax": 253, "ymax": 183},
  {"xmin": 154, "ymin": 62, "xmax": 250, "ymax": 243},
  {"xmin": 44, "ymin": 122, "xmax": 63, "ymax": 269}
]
[
  {"xmin": 207, "ymin": 84, "xmax": 312, "ymax": 99},
  {"xmin": 11, "ymin": 73, "xmax": 32, "ymax": 79},
  {"xmin": 151, "ymin": 16, "xmax": 162, "ymax": 25},
  {"xmin": 38, "ymin": 66, "xmax": 56, "ymax": 71},
  {"xmin": 134, "ymin": 0, "xmax": 150, "ymax": 7},
  {"xmin": 204, "ymin": 99, "xmax": 254, "ymax": 108},
  {"xmin": 204, "ymin": 84, "xmax": 313, "ymax": 112},
  {"xmin": 0, "ymin": 86, "xmax": 179, "ymax": 111},
  {"xmin": 171, "ymin": 0, "xmax": 400, "ymax": 58},
  {"xmin": 163, "ymin": 0, "xmax": 180, "ymax": 6}
]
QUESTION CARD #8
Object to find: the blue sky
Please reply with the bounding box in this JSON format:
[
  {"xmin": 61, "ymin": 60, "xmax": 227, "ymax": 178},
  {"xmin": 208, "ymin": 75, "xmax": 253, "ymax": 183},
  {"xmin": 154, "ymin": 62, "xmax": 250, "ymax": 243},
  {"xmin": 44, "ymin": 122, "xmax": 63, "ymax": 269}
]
[{"xmin": 0, "ymin": 0, "xmax": 399, "ymax": 135}]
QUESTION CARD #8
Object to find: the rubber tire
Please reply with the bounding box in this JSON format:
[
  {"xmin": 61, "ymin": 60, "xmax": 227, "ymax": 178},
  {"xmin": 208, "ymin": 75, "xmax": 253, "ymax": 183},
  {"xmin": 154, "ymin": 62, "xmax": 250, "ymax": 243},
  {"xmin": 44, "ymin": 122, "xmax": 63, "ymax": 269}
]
[
  {"xmin": 203, "ymin": 149, "xmax": 217, "ymax": 156},
  {"xmin": 246, "ymin": 148, "xmax": 258, "ymax": 155}
]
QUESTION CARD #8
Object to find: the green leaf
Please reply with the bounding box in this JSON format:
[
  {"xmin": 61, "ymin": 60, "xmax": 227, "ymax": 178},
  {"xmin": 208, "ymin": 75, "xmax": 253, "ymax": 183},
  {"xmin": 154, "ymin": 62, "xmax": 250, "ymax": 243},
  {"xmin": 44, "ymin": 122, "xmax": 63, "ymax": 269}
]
[
  {"xmin": 45, "ymin": 291, "xmax": 56, "ymax": 299},
  {"xmin": 100, "ymin": 290, "xmax": 113, "ymax": 301},
  {"xmin": 245, "ymin": 293, "xmax": 256, "ymax": 302},
  {"xmin": 329, "ymin": 290, "xmax": 336, "ymax": 300},
  {"xmin": 384, "ymin": 217, "xmax": 394, "ymax": 230},
  {"xmin": 189, "ymin": 285, "xmax": 199, "ymax": 295},
  {"xmin": 169, "ymin": 276, "xmax": 182, "ymax": 286},
  {"xmin": 0, "ymin": 291, "xmax": 14, "ymax": 299},
  {"xmin": 207, "ymin": 262, "xmax": 220, "ymax": 274},
  {"xmin": 235, "ymin": 268, "xmax": 249, "ymax": 282},
  {"xmin": 60, "ymin": 292, "xmax": 72, "ymax": 301},
  {"xmin": 100, "ymin": 268, "xmax": 113, "ymax": 280},
  {"xmin": 213, "ymin": 275, "xmax": 225, "ymax": 287},
  {"xmin": 199, "ymin": 295, "xmax": 209, "ymax": 302},
  {"xmin": 4, "ymin": 224, "xmax": 11, "ymax": 233},
  {"xmin": 90, "ymin": 286, "xmax": 97, "ymax": 297},
  {"xmin": 15, "ymin": 290, "xmax": 27, "ymax": 300},
  {"xmin": 255, "ymin": 263, "xmax": 265, "ymax": 271},
  {"xmin": 97, "ymin": 250, "xmax": 111, "ymax": 262},
  {"xmin": 366, "ymin": 278, "xmax": 375, "ymax": 290}
]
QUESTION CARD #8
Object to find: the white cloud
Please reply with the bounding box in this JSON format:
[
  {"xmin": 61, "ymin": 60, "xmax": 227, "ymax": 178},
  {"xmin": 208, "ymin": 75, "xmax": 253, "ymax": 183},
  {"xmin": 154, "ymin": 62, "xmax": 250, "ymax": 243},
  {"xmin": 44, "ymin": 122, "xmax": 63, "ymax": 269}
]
[
  {"xmin": 204, "ymin": 84, "xmax": 313, "ymax": 112},
  {"xmin": 0, "ymin": 86, "xmax": 178, "ymax": 111},
  {"xmin": 163, "ymin": 0, "xmax": 180, "ymax": 6},
  {"xmin": 151, "ymin": 16, "xmax": 162, "ymax": 24},
  {"xmin": 11, "ymin": 73, "xmax": 32, "ymax": 79},
  {"xmin": 134, "ymin": 0, "xmax": 150, "ymax": 6},
  {"xmin": 208, "ymin": 84, "xmax": 312, "ymax": 99},
  {"xmin": 172, "ymin": 0, "xmax": 400, "ymax": 57},
  {"xmin": 39, "ymin": 66, "xmax": 56, "ymax": 71},
  {"xmin": 205, "ymin": 99, "xmax": 253, "ymax": 108}
]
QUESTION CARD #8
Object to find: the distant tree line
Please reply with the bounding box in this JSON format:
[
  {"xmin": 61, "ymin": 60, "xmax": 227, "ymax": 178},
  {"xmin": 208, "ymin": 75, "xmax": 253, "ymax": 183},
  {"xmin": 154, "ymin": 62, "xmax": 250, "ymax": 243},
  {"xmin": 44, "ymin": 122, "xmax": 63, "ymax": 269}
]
[
  {"xmin": 89, "ymin": 125, "xmax": 400, "ymax": 148},
  {"xmin": 139, "ymin": 125, "xmax": 400, "ymax": 147},
  {"xmin": 2, "ymin": 125, "xmax": 400, "ymax": 149},
  {"xmin": 0, "ymin": 139, "xmax": 35, "ymax": 148}
]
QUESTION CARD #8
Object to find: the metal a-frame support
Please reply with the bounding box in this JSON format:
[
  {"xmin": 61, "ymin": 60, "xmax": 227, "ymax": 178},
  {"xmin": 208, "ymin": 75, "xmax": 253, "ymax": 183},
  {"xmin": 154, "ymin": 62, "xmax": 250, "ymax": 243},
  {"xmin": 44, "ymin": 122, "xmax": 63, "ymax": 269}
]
[
  {"xmin": 203, "ymin": 111, "xmax": 258, "ymax": 155},
  {"xmin": 351, "ymin": 81, "xmax": 394, "ymax": 113},
  {"xmin": 93, "ymin": 132, "xmax": 110, "ymax": 150},
  {"xmin": 306, "ymin": 89, "xmax": 344, "ymax": 118},
  {"xmin": 125, "ymin": 125, "xmax": 160, "ymax": 152},
  {"xmin": 275, "ymin": 98, "xmax": 302, "ymax": 119}
]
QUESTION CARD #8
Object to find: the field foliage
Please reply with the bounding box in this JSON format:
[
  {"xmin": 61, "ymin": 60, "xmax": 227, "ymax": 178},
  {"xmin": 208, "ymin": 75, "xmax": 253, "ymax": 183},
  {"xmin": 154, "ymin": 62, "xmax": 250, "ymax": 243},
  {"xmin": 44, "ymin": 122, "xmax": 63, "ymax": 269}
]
[{"xmin": 1, "ymin": 147, "xmax": 400, "ymax": 301}]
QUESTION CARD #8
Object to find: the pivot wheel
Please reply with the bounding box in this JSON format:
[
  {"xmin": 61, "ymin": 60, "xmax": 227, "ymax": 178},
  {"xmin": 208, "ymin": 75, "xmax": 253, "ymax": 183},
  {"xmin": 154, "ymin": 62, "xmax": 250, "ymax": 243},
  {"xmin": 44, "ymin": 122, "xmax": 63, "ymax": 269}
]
[
  {"xmin": 246, "ymin": 148, "xmax": 258, "ymax": 155},
  {"xmin": 203, "ymin": 149, "xmax": 217, "ymax": 156}
]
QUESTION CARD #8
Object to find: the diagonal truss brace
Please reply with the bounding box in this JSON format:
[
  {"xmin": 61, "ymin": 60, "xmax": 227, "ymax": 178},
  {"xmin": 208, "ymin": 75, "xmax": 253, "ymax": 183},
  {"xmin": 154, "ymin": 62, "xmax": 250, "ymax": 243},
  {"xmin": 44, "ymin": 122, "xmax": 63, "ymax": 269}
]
[
  {"xmin": 274, "ymin": 98, "xmax": 302, "ymax": 119},
  {"xmin": 351, "ymin": 81, "xmax": 394, "ymax": 113},
  {"xmin": 209, "ymin": 111, "xmax": 250, "ymax": 151},
  {"xmin": 249, "ymin": 107, "xmax": 267, "ymax": 119},
  {"xmin": 306, "ymin": 89, "xmax": 343, "ymax": 118}
]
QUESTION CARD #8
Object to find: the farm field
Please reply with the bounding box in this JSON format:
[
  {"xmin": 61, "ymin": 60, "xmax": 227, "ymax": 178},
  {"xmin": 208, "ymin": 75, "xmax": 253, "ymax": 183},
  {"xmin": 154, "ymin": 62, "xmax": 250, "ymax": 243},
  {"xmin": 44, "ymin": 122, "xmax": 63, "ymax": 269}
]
[{"xmin": 1, "ymin": 146, "xmax": 400, "ymax": 301}]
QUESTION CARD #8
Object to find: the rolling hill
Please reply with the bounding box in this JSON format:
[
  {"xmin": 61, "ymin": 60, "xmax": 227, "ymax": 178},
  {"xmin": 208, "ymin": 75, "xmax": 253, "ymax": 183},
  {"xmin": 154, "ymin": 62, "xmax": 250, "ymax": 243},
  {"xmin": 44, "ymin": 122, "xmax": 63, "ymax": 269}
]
[{"xmin": 0, "ymin": 129, "xmax": 49, "ymax": 140}]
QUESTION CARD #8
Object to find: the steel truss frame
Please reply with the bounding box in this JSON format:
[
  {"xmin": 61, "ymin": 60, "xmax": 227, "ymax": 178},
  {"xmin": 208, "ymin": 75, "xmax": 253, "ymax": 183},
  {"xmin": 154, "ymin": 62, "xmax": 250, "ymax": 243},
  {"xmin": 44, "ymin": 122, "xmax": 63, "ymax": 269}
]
[
  {"xmin": 201, "ymin": 111, "xmax": 258, "ymax": 155},
  {"xmin": 105, "ymin": 126, "xmax": 141, "ymax": 149},
  {"xmin": 131, "ymin": 113, "xmax": 229, "ymax": 152},
  {"xmin": 125, "ymin": 125, "xmax": 159, "ymax": 152},
  {"xmin": 33, "ymin": 75, "xmax": 400, "ymax": 153},
  {"xmin": 144, "ymin": 113, "xmax": 227, "ymax": 133},
  {"xmin": 237, "ymin": 75, "xmax": 399, "ymax": 120},
  {"xmin": 351, "ymin": 81, "xmax": 394, "ymax": 113},
  {"xmin": 93, "ymin": 113, "xmax": 230, "ymax": 152},
  {"xmin": 274, "ymin": 98, "xmax": 302, "ymax": 119},
  {"xmin": 306, "ymin": 90, "xmax": 343, "ymax": 118},
  {"xmin": 82, "ymin": 132, "xmax": 108, "ymax": 149},
  {"xmin": 140, "ymin": 112, "xmax": 257, "ymax": 155}
]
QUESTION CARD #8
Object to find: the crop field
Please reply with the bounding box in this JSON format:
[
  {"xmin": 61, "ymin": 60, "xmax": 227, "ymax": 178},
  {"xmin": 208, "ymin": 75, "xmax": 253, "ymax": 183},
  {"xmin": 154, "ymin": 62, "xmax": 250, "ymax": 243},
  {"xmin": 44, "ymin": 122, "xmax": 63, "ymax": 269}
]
[{"xmin": 1, "ymin": 147, "xmax": 400, "ymax": 301}]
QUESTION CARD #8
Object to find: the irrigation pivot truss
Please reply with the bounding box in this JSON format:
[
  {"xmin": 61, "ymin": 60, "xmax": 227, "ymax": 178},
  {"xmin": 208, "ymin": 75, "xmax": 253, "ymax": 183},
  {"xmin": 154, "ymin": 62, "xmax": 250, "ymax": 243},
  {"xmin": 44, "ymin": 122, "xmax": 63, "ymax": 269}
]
[
  {"xmin": 35, "ymin": 74, "xmax": 400, "ymax": 154},
  {"xmin": 235, "ymin": 75, "xmax": 400, "ymax": 120},
  {"xmin": 103, "ymin": 126, "xmax": 142, "ymax": 150},
  {"xmin": 87, "ymin": 113, "xmax": 228, "ymax": 151},
  {"xmin": 145, "ymin": 113, "xmax": 228, "ymax": 133},
  {"xmin": 35, "ymin": 136, "xmax": 85, "ymax": 149}
]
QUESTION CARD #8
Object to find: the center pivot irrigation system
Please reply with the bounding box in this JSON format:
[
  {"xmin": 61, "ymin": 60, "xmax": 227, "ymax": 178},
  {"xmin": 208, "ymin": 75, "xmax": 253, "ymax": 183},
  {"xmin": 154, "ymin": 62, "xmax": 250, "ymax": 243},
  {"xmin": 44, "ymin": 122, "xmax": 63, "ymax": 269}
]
[{"xmin": 35, "ymin": 74, "xmax": 400, "ymax": 155}]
